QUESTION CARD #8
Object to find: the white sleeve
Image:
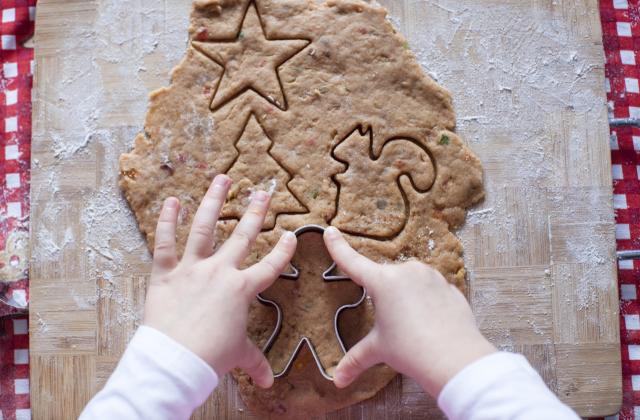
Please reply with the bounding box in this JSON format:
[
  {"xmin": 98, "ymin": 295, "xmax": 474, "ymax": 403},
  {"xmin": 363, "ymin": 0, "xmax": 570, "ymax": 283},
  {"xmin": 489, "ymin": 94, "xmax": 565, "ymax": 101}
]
[
  {"xmin": 437, "ymin": 351, "xmax": 580, "ymax": 420},
  {"xmin": 80, "ymin": 325, "xmax": 219, "ymax": 420}
]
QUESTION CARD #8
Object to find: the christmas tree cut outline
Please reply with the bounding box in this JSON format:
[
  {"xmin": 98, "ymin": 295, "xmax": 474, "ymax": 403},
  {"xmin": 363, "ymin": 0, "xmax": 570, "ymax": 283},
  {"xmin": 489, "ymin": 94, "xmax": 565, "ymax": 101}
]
[{"xmin": 220, "ymin": 113, "xmax": 309, "ymax": 229}]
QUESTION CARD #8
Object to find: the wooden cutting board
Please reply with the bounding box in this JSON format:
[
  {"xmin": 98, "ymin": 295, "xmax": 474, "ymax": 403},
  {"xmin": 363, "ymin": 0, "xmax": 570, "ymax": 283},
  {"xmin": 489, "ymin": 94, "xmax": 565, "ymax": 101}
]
[{"xmin": 29, "ymin": 0, "xmax": 622, "ymax": 418}]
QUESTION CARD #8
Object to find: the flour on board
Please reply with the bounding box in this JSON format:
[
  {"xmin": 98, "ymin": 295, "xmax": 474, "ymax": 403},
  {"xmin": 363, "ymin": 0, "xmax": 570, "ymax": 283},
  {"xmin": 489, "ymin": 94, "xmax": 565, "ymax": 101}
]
[{"xmin": 33, "ymin": 0, "xmax": 614, "ymax": 352}]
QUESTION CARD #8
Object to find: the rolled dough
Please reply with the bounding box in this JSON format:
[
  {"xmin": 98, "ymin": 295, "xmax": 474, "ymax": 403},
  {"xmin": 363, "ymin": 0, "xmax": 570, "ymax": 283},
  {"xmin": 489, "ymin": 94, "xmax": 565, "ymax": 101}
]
[{"xmin": 119, "ymin": 0, "xmax": 484, "ymax": 417}]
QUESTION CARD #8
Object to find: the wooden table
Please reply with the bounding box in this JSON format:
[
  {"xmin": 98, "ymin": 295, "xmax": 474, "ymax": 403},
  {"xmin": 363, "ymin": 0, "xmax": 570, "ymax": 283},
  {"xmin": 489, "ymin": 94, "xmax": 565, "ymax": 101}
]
[{"xmin": 29, "ymin": 0, "xmax": 622, "ymax": 418}]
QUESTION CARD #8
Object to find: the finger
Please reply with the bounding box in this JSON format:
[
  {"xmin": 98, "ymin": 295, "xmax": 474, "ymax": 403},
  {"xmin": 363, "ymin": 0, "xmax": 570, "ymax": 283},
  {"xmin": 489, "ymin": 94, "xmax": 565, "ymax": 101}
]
[
  {"xmin": 450, "ymin": 284, "xmax": 468, "ymax": 303},
  {"xmin": 243, "ymin": 231, "xmax": 297, "ymax": 295},
  {"xmin": 184, "ymin": 175, "xmax": 232, "ymax": 260},
  {"xmin": 324, "ymin": 226, "xmax": 379, "ymax": 288},
  {"xmin": 239, "ymin": 339, "xmax": 274, "ymax": 389},
  {"xmin": 217, "ymin": 190, "xmax": 270, "ymax": 266},
  {"xmin": 333, "ymin": 333, "xmax": 380, "ymax": 388},
  {"xmin": 152, "ymin": 197, "xmax": 180, "ymax": 274},
  {"xmin": 449, "ymin": 284, "xmax": 475, "ymax": 312}
]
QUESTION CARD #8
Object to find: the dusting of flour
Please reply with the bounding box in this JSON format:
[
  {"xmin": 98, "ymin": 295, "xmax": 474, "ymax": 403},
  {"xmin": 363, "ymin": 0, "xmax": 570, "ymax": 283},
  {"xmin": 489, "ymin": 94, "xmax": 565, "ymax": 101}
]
[
  {"xmin": 32, "ymin": 0, "xmax": 191, "ymax": 336},
  {"xmin": 383, "ymin": 0, "xmax": 616, "ymax": 355},
  {"xmin": 33, "ymin": 0, "xmax": 615, "ymax": 371}
]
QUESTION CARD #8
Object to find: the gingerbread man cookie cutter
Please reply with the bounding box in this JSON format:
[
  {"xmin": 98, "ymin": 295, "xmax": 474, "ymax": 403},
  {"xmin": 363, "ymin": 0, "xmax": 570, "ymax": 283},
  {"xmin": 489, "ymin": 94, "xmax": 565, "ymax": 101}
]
[{"xmin": 257, "ymin": 224, "xmax": 367, "ymax": 380}]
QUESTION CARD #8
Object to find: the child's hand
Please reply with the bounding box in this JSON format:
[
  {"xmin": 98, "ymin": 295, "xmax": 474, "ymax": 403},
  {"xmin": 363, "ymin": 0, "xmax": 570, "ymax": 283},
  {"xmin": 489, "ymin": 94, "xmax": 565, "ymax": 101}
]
[
  {"xmin": 143, "ymin": 174, "xmax": 297, "ymax": 389},
  {"xmin": 323, "ymin": 227, "xmax": 496, "ymax": 397}
]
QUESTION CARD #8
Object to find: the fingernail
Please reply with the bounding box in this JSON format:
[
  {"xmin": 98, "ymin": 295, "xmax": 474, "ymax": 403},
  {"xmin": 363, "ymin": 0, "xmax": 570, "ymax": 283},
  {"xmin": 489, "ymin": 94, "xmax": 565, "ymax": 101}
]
[
  {"xmin": 165, "ymin": 197, "xmax": 178, "ymax": 209},
  {"xmin": 334, "ymin": 371, "xmax": 349, "ymax": 387},
  {"xmin": 325, "ymin": 226, "xmax": 340, "ymax": 238},
  {"xmin": 282, "ymin": 231, "xmax": 295, "ymax": 243},
  {"xmin": 214, "ymin": 175, "xmax": 230, "ymax": 187},
  {"xmin": 253, "ymin": 190, "xmax": 269, "ymax": 202}
]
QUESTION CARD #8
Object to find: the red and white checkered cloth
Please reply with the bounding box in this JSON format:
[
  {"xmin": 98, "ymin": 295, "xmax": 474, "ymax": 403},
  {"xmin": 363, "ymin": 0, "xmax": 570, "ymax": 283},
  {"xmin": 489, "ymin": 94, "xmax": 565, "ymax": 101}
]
[
  {"xmin": 3, "ymin": 1, "xmax": 640, "ymax": 419},
  {"xmin": 0, "ymin": 0, "xmax": 34, "ymax": 419},
  {"xmin": 0, "ymin": 317, "xmax": 29, "ymax": 420},
  {"xmin": 0, "ymin": 0, "xmax": 32, "ymax": 316},
  {"xmin": 602, "ymin": 0, "xmax": 640, "ymax": 418}
]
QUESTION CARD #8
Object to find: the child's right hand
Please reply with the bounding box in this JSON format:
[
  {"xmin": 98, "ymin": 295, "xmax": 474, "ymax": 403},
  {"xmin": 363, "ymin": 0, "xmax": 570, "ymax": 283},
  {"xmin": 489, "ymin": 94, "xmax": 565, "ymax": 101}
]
[{"xmin": 323, "ymin": 227, "xmax": 496, "ymax": 398}]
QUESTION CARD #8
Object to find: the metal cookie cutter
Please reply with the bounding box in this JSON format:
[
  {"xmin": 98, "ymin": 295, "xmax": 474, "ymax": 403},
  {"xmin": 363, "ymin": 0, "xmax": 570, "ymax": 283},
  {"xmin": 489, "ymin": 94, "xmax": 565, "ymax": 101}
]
[{"xmin": 257, "ymin": 224, "xmax": 367, "ymax": 380}]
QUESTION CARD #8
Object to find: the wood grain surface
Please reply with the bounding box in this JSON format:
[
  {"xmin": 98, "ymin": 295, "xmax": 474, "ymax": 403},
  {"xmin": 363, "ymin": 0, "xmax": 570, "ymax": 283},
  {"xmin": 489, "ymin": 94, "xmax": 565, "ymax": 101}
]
[{"xmin": 29, "ymin": 0, "xmax": 622, "ymax": 418}]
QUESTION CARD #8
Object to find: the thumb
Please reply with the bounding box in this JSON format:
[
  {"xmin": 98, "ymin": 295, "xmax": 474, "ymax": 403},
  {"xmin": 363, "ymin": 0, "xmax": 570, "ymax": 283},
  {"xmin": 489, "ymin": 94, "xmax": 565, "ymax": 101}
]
[
  {"xmin": 324, "ymin": 227, "xmax": 379, "ymax": 289},
  {"xmin": 333, "ymin": 333, "xmax": 380, "ymax": 388},
  {"xmin": 239, "ymin": 338, "xmax": 274, "ymax": 389},
  {"xmin": 243, "ymin": 230, "xmax": 297, "ymax": 295}
]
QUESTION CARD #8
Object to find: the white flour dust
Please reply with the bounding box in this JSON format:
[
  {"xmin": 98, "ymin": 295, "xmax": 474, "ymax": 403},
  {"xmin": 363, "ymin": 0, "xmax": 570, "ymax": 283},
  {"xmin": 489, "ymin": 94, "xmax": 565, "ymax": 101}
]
[
  {"xmin": 382, "ymin": 0, "xmax": 615, "ymax": 346},
  {"xmin": 33, "ymin": 0, "xmax": 615, "ymax": 359},
  {"xmin": 32, "ymin": 0, "xmax": 190, "ymax": 335}
]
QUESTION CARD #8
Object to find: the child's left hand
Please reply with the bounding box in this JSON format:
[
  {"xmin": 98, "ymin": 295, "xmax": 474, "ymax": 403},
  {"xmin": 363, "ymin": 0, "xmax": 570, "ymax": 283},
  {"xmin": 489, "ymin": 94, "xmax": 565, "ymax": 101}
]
[{"xmin": 143, "ymin": 174, "xmax": 297, "ymax": 388}]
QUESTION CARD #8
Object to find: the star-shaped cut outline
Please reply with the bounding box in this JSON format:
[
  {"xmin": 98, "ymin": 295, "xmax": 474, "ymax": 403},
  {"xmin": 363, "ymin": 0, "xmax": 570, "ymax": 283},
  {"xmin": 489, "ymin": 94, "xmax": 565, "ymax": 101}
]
[{"xmin": 192, "ymin": 1, "xmax": 310, "ymax": 111}]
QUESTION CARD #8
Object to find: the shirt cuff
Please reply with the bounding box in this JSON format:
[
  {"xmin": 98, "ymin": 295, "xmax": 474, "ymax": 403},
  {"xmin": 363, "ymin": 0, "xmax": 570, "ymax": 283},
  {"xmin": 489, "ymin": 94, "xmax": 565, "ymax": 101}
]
[
  {"xmin": 131, "ymin": 325, "xmax": 219, "ymax": 405},
  {"xmin": 437, "ymin": 351, "xmax": 540, "ymax": 419}
]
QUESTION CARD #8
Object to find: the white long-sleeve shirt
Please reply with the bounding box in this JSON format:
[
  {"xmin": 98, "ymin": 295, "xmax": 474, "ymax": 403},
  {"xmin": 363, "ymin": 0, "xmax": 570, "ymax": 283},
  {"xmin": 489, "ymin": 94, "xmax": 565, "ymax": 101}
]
[
  {"xmin": 80, "ymin": 326, "xmax": 579, "ymax": 420},
  {"xmin": 438, "ymin": 351, "xmax": 579, "ymax": 420},
  {"xmin": 80, "ymin": 326, "xmax": 218, "ymax": 420}
]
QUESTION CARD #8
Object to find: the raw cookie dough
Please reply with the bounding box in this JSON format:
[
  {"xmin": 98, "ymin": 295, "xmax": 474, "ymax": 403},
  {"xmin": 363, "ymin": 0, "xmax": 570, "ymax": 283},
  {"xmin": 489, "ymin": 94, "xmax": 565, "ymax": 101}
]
[{"xmin": 119, "ymin": 0, "xmax": 484, "ymax": 417}]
